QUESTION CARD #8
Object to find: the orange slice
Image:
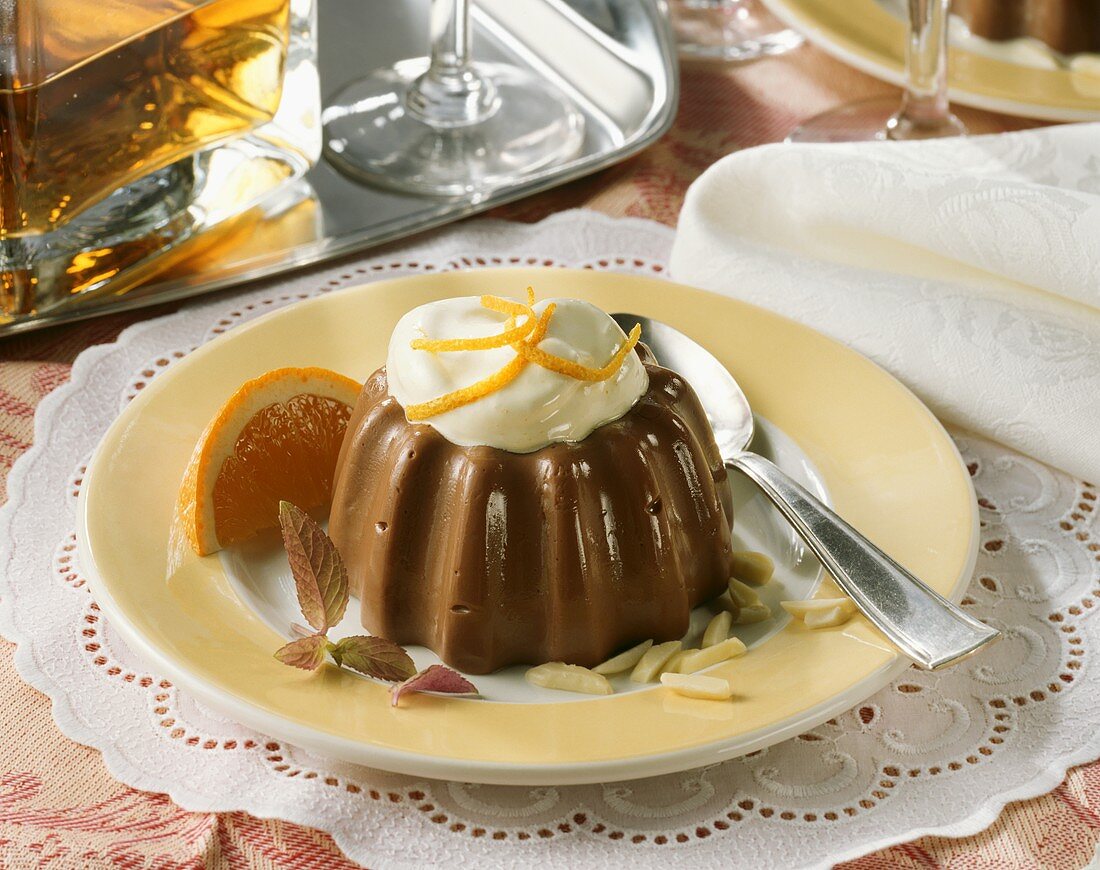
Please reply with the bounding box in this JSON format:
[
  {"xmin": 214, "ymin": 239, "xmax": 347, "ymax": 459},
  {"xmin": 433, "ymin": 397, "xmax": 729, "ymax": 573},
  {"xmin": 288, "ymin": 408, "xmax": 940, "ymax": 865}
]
[{"xmin": 175, "ymin": 367, "xmax": 361, "ymax": 556}]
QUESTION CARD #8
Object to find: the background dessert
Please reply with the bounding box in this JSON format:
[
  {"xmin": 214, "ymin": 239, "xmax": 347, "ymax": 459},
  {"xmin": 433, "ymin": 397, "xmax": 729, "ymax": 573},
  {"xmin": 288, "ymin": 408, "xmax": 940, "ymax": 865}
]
[{"xmin": 953, "ymin": 0, "xmax": 1100, "ymax": 54}]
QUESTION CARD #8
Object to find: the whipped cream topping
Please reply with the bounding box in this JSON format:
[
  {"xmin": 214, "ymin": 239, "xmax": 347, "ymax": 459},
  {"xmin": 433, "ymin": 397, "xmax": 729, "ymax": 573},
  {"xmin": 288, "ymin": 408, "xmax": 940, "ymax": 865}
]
[{"xmin": 386, "ymin": 296, "xmax": 649, "ymax": 452}]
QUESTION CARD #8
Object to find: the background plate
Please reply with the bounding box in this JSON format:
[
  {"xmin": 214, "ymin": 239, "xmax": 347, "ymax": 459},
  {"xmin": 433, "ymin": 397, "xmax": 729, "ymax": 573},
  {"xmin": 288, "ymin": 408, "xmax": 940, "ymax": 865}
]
[
  {"xmin": 78, "ymin": 269, "xmax": 978, "ymax": 785},
  {"xmin": 761, "ymin": 0, "xmax": 1100, "ymax": 122}
]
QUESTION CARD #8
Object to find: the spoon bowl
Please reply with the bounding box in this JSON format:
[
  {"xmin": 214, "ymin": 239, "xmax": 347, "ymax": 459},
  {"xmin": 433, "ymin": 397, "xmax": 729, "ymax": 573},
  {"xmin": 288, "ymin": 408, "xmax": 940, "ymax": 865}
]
[{"xmin": 617, "ymin": 314, "xmax": 755, "ymax": 458}]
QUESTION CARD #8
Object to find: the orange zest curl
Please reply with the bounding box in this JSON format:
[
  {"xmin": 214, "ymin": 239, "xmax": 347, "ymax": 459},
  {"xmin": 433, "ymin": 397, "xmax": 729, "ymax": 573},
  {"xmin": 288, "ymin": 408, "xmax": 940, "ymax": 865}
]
[
  {"xmin": 410, "ymin": 316, "xmax": 535, "ymax": 352},
  {"xmin": 405, "ymin": 289, "xmax": 641, "ymax": 421},
  {"xmin": 479, "ymin": 293, "xmax": 534, "ymax": 319},
  {"xmin": 514, "ymin": 323, "xmax": 641, "ymax": 382},
  {"xmin": 404, "ymin": 304, "xmax": 555, "ymax": 421}
]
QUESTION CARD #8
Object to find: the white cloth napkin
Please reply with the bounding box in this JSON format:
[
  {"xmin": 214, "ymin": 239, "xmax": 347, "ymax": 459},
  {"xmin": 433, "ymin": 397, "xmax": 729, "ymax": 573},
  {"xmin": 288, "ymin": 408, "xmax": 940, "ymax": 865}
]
[{"xmin": 670, "ymin": 124, "xmax": 1100, "ymax": 484}]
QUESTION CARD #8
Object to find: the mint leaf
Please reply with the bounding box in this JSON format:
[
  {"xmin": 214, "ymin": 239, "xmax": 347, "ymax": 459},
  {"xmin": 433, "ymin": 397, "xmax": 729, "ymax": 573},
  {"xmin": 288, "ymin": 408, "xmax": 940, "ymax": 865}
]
[
  {"xmin": 329, "ymin": 635, "xmax": 415, "ymax": 682},
  {"xmin": 391, "ymin": 665, "xmax": 478, "ymax": 707},
  {"xmin": 274, "ymin": 634, "xmax": 329, "ymax": 670},
  {"xmin": 279, "ymin": 501, "xmax": 348, "ymax": 632}
]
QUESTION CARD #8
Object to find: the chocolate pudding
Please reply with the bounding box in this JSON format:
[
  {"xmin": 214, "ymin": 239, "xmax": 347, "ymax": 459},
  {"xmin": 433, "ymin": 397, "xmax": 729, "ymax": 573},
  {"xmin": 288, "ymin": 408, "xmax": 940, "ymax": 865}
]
[{"xmin": 328, "ymin": 349, "xmax": 734, "ymax": 675}]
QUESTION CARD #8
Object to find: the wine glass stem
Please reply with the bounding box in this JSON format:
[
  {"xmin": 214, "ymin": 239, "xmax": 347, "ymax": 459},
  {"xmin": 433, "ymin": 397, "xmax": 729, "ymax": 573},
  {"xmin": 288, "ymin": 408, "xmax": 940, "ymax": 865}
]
[
  {"xmin": 431, "ymin": 0, "xmax": 472, "ymax": 75},
  {"xmin": 896, "ymin": 0, "xmax": 952, "ymax": 128},
  {"xmin": 406, "ymin": 0, "xmax": 498, "ymax": 128}
]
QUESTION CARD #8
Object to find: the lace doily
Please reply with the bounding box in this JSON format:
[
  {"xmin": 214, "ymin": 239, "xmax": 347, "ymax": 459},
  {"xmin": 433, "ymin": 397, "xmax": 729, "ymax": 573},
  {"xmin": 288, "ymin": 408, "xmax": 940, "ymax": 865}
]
[{"xmin": 0, "ymin": 212, "xmax": 1096, "ymax": 869}]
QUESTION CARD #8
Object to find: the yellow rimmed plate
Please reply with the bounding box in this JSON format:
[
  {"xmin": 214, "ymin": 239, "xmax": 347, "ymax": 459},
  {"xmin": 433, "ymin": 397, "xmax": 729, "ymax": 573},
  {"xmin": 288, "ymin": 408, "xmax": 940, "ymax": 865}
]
[
  {"xmin": 761, "ymin": 0, "xmax": 1100, "ymax": 122},
  {"xmin": 78, "ymin": 268, "xmax": 977, "ymax": 785}
]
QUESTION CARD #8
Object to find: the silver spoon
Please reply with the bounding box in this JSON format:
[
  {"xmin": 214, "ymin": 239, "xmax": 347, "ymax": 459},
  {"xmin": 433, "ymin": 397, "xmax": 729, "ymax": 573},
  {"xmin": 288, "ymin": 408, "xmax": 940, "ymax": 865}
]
[{"xmin": 612, "ymin": 313, "xmax": 1000, "ymax": 670}]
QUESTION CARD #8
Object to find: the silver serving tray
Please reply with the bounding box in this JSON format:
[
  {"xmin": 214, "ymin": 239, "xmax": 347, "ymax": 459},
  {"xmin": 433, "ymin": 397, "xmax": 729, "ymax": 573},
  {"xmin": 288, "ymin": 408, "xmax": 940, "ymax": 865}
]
[{"xmin": 5, "ymin": 0, "xmax": 677, "ymax": 338}]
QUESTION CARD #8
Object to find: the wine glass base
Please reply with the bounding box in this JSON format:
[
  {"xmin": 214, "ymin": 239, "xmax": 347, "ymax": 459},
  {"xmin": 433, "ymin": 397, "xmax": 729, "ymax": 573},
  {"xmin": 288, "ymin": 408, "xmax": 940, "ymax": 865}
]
[
  {"xmin": 323, "ymin": 60, "xmax": 585, "ymax": 198},
  {"xmin": 671, "ymin": 0, "xmax": 804, "ymax": 61},
  {"xmin": 786, "ymin": 96, "xmax": 967, "ymax": 143}
]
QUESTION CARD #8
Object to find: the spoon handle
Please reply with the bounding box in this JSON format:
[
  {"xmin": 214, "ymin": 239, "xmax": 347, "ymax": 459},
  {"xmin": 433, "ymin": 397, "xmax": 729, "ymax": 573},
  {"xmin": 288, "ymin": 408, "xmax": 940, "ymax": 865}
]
[{"xmin": 726, "ymin": 452, "xmax": 999, "ymax": 670}]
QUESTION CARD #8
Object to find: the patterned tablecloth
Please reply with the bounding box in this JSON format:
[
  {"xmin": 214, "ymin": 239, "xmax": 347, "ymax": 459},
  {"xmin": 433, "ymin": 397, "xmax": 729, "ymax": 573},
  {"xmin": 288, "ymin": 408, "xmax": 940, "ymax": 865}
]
[{"xmin": 1, "ymin": 27, "xmax": 1097, "ymax": 869}]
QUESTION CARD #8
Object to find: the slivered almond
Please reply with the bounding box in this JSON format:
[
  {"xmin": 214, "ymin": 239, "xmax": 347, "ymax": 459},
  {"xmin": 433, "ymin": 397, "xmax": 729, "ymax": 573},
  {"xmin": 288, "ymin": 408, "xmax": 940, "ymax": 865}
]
[
  {"xmin": 804, "ymin": 606, "xmax": 852, "ymax": 629},
  {"xmin": 593, "ymin": 639, "xmax": 653, "ymax": 675},
  {"xmin": 731, "ymin": 551, "xmax": 774, "ymax": 586},
  {"xmin": 728, "ymin": 576, "xmax": 761, "ymax": 608},
  {"xmin": 702, "ymin": 611, "xmax": 732, "ymax": 648},
  {"xmin": 525, "ymin": 662, "xmax": 613, "ymax": 695},
  {"xmin": 734, "ymin": 602, "xmax": 772, "ymax": 624},
  {"xmin": 661, "ymin": 672, "xmax": 732, "ymax": 701},
  {"xmin": 781, "ymin": 598, "xmax": 857, "ymax": 618},
  {"xmin": 781, "ymin": 597, "xmax": 857, "ymax": 630},
  {"xmin": 677, "ymin": 637, "xmax": 747, "ymax": 673},
  {"xmin": 661, "ymin": 649, "xmax": 695, "ymax": 676},
  {"xmin": 630, "ymin": 640, "xmax": 682, "ymax": 683}
]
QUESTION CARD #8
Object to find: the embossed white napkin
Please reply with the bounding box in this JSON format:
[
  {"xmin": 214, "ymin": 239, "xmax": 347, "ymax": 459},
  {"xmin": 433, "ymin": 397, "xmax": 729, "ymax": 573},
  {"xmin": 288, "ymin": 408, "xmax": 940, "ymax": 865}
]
[{"xmin": 671, "ymin": 124, "xmax": 1100, "ymax": 483}]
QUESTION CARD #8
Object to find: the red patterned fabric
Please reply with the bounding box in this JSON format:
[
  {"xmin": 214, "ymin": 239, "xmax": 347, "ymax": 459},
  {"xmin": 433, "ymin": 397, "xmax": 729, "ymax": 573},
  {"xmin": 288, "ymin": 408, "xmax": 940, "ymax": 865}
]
[{"xmin": 0, "ymin": 38, "xmax": 1091, "ymax": 869}]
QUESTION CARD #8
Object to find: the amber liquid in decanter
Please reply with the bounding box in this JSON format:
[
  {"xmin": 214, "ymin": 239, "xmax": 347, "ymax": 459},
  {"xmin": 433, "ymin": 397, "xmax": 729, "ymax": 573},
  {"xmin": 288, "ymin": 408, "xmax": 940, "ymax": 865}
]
[{"xmin": 0, "ymin": 0, "xmax": 292, "ymax": 315}]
